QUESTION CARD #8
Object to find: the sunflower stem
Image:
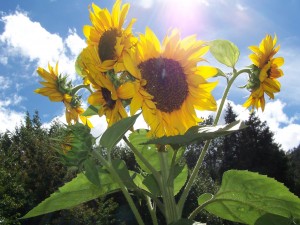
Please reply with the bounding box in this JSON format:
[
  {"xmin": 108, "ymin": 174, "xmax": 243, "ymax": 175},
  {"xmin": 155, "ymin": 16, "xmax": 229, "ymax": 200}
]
[
  {"xmin": 146, "ymin": 196, "xmax": 159, "ymax": 225},
  {"xmin": 71, "ymin": 84, "xmax": 92, "ymax": 95},
  {"xmin": 93, "ymin": 150, "xmax": 145, "ymax": 225},
  {"xmin": 123, "ymin": 136, "xmax": 162, "ymax": 183},
  {"xmin": 158, "ymin": 151, "xmax": 179, "ymax": 224},
  {"xmin": 177, "ymin": 68, "xmax": 250, "ymax": 216}
]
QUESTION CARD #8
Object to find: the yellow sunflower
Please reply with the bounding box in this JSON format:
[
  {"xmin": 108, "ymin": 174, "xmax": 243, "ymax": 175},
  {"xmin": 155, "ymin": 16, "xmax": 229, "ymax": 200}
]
[
  {"xmin": 35, "ymin": 63, "xmax": 71, "ymax": 102},
  {"xmin": 243, "ymin": 34, "xmax": 284, "ymax": 111},
  {"xmin": 83, "ymin": 0, "xmax": 137, "ymax": 73},
  {"xmin": 35, "ymin": 63, "xmax": 92, "ymax": 128},
  {"xmin": 64, "ymin": 100, "xmax": 93, "ymax": 128},
  {"xmin": 80, "ymin": 45, "xmax": 130, "ymax": 126},
  {"xmin": 121, "ymin": 28, "xmax": 218, "ymax": 137}
]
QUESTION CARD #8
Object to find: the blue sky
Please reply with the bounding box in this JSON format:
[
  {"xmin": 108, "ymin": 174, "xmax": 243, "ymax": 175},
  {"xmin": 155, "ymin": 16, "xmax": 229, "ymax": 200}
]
[{"xmin": 0, "ymin": 0, "xmax": 299, "ymax": 151}]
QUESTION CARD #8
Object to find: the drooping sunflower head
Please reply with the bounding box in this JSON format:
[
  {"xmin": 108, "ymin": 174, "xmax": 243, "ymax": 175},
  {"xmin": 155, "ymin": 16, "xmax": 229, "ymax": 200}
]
[
  {"xmin": 55, "ymin": 123, "xmax": 95, "ymax": 166},
  {"xmin": 244, "ymin": 34, "xmax": 284, "ymax": 111},
  {"xmin": 125, "ymin": 28, "xmax": 218, "ymax": 137},
  {"xmin": 83, "ymin": 0, "xmax": 137, "ymax": 72},
  {"xmin": 35, "ymin": 63, "xmax": 72, "ymax": 102},
  {"xmin": 64, "ymin": 95, "xmax": 93, "ymax": 128}
]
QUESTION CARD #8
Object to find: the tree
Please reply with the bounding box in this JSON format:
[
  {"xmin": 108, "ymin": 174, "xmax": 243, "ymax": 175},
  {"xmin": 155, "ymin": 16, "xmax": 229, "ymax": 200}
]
[
  {"xmin": 0, "ymin": 112, "xmax": 119, "ymax": 225},
  {"xmin": 218, "ymin": 104, "xmax": 290, "ymax": 186},
  {"xmin": 287, "ymin": 144, "xmax": 300, "ymax": 197}
]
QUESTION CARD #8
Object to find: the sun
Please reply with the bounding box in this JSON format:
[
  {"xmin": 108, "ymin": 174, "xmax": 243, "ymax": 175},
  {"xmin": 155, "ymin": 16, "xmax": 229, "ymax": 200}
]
[{"xmin": 159, "ymin": 0, "xmax": 208, "ymax": 34}]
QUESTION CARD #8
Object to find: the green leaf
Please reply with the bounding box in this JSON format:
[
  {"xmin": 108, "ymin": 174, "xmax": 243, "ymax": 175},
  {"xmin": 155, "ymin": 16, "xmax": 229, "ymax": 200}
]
[
  {"xmin": 129, "ymin": 129, "xmax": 183, "ymax": 173},
  {"xmin": 146, "ymin": 120, "xmax": 246, "ymax": 146},
  {"xmin": 198, "ymin": 193, "xmax": 214, "ymax": 205},
  {"xmin": 129, "ymin": 129, "xmax": 160, "ymax": 173},
  {"xmin": 170, "ymin": 219, "xmax": 206, "ymax": 225},
  {"xmin": 143, "ymin": 174, "xmax": 161, "ymax": 196},
  {"xmin": 82, "ymin": 105, "xmax": 100, "ymax": 116},
  {"xmin": 209, "ymin": 40, "xmax": 240, "ymax": 68},
  {"xmin": 173, "ymin": 164, "xmax": 188, "ymax": 196},
  {"xmin": 254, "ymin": 213, "xmax": 296, "ymax": 225},
  {"xmin": 83, "ymin": 159, "xmax": 101, "ymax": 186},
  {"xmin": 214, "ymin": 68, "xmax": 227, "ymax": 78},
  {"xmin": 203, "ymin": 170, "xmax": 300, "ymax": 225},
  {"xmin": 111, "ymin": 159, "xmax": 135, "ymax": 189},
  {"xmin": 23, "ymin": 171, "xmax": 119, "ymax": 218},
  {"xmin": 100, "ymin": 113, "xmax": 140, "ymax": 150}
]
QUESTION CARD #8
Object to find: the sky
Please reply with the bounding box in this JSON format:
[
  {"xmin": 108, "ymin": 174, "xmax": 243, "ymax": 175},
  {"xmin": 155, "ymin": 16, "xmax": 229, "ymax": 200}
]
[{"xmin": 0, "ymin": 0, "xmax": 299, "ymax": 151}]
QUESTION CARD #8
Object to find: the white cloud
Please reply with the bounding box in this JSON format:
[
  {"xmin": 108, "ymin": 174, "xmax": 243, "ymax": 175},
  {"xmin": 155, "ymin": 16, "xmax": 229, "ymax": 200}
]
[
  {"xmin": 65, "ymin": 29, "xmax": 86, "ymax": 57},
  {"xmin": 0, "ymin": 100, "xmax": 25, "ymax": 133},
  {"xmin": 0, "ymin": 11, "xmax": 86, "ymax": 81}
]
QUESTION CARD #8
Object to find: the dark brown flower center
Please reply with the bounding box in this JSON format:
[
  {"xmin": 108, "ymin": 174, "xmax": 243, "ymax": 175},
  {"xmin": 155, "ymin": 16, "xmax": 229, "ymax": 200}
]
[
  {"xmin": 101, "ymin": 88, "xmax": 116, "ymax": 109},
  {"xmin": 98, "ymin": 29, "xmax": 118, "ymax": 61},
  {"xmin": 138, "ymin": 58, "xmax": 189, "ymax": 113}
]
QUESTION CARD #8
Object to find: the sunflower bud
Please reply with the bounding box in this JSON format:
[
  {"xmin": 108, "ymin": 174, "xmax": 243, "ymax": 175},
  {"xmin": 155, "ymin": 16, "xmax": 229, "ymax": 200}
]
[{"xmin": 57, "ymin": 123, "xmax": 95, "ymax": 167}]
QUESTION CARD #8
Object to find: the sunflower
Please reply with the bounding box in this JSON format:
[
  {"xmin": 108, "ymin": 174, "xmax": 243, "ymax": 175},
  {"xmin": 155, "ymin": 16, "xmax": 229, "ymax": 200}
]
[
  {"xmin": 35, "ymin": 63, "xmax": 93, "ymax": 128},
  {"xmin": 243, "ymin": 35, "xmax": 284, "ymax": 111},
  {"xmin": 35, "ymin": 63, "xmax": 72, "ymax": 102},
  {"xmin": 64, "ymin": 98, "xmax": 93, "ymax": 128},
  {"xmin": 83, "ymin": 0, "xmax": 137, "ymax": 73},
  {"xmin": 121, "ymin": 28, "xmax": 218, "ymax": 137},
  {"xmin": 80, "ymin": 45, "xmax": 129, "ymax": 126}
]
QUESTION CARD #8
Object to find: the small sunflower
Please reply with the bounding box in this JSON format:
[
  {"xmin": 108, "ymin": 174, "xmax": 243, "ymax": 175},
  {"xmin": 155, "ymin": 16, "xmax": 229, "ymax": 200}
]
[
  {"xmin": 83, "ymin": 0, "xmax": 137, "ymax": 73},
  {"xmin": 64, "ymin": 96, "xmax": 93, "ymax": 128},
  {"xmin": 122, "ymin": 28, "xmax": 218, "ymax": 137},
  {"xmin": 35, "ymin": 63, "xmax": 72, "ymax": 102},
  {"xmin": 35, "ymin": 63, "xmax": 92, "ymax": 128},
  {"xmin": 243, "ymin": 34, "xmax": 284, "ymax": 111}
]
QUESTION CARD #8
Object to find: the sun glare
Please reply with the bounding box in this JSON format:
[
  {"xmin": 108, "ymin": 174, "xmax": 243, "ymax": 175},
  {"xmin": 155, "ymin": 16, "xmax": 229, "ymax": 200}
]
[{"xmin": 159, "ymin": 0, "xmax": 208, "ymax": 35}]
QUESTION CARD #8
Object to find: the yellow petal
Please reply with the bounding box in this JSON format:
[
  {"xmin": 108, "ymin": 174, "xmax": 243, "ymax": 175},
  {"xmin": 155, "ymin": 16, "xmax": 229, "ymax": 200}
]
[{"xmin": 117, "ymin": 82, "xmax": 135, "ymax": 99}]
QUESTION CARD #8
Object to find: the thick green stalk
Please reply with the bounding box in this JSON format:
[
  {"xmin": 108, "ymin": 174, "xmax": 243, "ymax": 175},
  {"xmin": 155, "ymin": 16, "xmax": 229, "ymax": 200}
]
[
  {"xmin": 123, "ymin": 136, "xmax": 162, "ymax": 184},
  {"xmin": 93, "ymin": 151, "xmax": 145, "ymax": 225},
  {"xmin": 177, "ymin": 68, "xmax": 250, "ymax": 215},
  {"xmin": 146, "ymin": 196, "xmax": 159, "ymax": 225},
  {"xmin": 158, "ymin": 151, "xmax": 179, "ymax": 224}
]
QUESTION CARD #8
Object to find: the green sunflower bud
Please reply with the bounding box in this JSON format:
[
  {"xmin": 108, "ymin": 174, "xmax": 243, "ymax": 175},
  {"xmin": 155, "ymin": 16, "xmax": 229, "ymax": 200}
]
[{"xmin": 56, "ymin": 123, "xmax": 95, "ymax": 167}]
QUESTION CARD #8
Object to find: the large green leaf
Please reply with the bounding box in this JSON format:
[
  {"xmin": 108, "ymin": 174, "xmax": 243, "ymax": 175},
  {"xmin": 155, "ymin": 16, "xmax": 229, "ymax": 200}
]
[
  {"xmin": 82, "ymin": 105, "xmax": 100, "ymax": 116},
  {"xmin": 83, "ymin": 158, "xmax": 101, "ymax": 186},
  {"xmin": 129, "ymin": 129, "xmax": 183, "ymax": 173},
  {"xmin": 173, "ymin": 164, "xmax": 188, "ymax": 196},
  {"xmin": 254, "ymin": 213, "xmax": 297, "ymax": 225},
  {"xmin": 111, "ymin": 159, "xmax": 136, "ymax": 189},
  {"xmin": 100, "ymin": 113, "xmax": 140, "ymax": 150},
  {"xmin": 202, "ymin": 170, "xmax": 300, "ymax": 225},
  {"xmin": 146, "ymin": 120, "xmax": 246, "ymax": 146},
  {"xmin": 23, "ymin": 171, "xmax": 119, "ymax": 218},
  {"xmin": 209, "ymin": 39, "xmax": 240, "ymax": 68}
]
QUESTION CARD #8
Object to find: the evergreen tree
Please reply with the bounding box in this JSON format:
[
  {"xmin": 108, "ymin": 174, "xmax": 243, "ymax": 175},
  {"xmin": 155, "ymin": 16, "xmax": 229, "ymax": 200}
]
[
  {"xmin": 219, "ymin": 105, "xmax": 290, "ymax": 186},
  {"xmin": 219, "ymin": 103, "xmax": 241, "ymax": 176},
  {"xmin": 287, "ymin": 144, "xmax": 300, "ymax": 196},
  {"xmin": 0, "ymin": 112, "xmax": 119, "ymax": 225}
]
